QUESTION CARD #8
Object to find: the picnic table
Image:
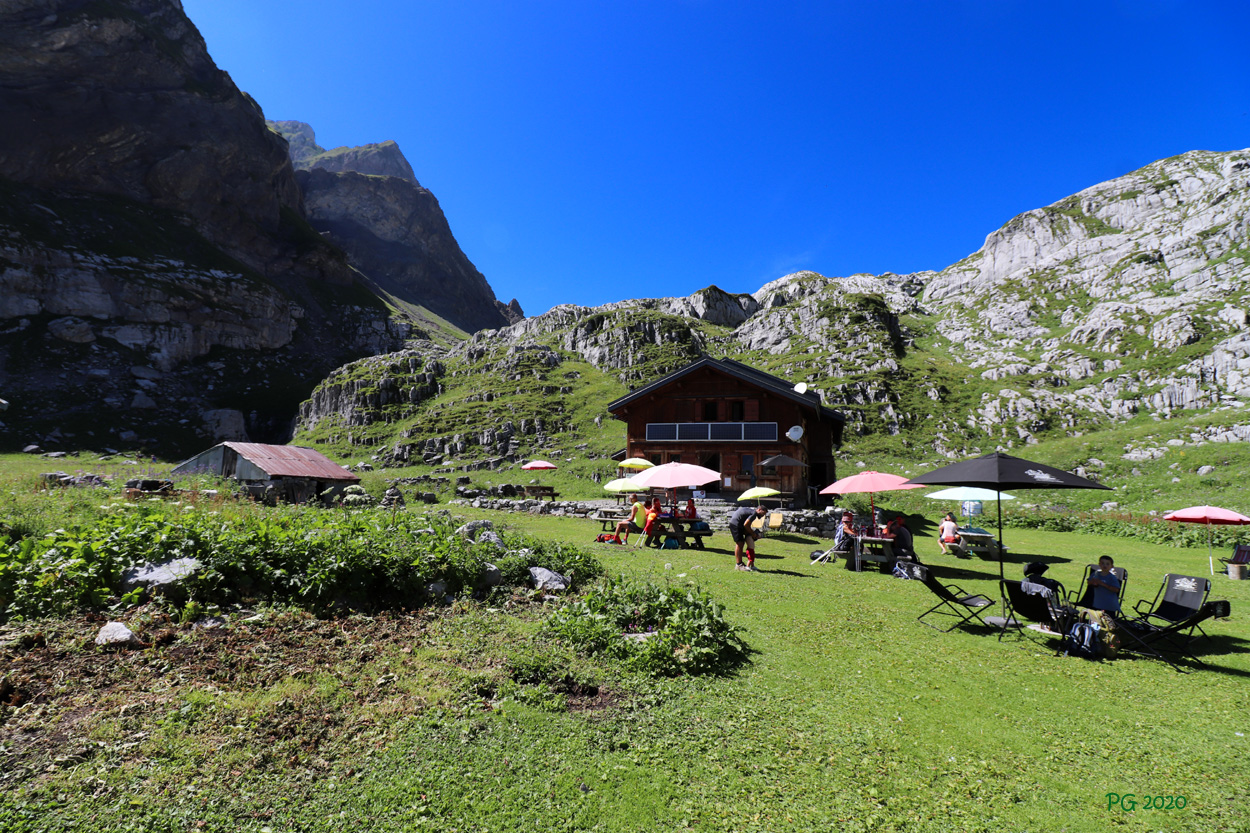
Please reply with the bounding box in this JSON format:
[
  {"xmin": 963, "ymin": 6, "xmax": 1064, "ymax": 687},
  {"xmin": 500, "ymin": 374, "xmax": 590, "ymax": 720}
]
[
  {"xmin": 851, "ymin": 536, "xmax": 895, "ymax": 572},
  {"xmin": 523, "ymin": 485, "xmax": 559, "ymax": 500},
  {"xmin": 662, "ymin": 516, "xmax": 713, "ymax": 549},
  {"xmin": 957, "ymin": 527, "xmax": 1006, "ymax": 557},
  {"xmin": 590, "ymin": 510, "xmax": 629, "ymax": 532}
]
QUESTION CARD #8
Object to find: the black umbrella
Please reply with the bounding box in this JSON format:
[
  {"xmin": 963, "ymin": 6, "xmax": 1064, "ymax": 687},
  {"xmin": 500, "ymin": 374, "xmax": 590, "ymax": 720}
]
[
  {"xmin": 906, "ymin": 452, "xmax": 1111, "ymax": 583},
  {"xmin": 759, "ymin": 454, "xmax": 807, "ymax": 467}
]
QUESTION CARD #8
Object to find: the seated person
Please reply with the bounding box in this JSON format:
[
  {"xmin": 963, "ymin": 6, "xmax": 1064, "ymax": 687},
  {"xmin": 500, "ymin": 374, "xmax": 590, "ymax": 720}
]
[
  {"xmin": 680, "ymin": 498, "xmax": 698, "ymax": 519},
  {"xmin": 938, "ymin": 512, "xmax": 962, "ymax": 555},
  {"xmin": 643, "ymin": 500, "xmax": 667, "ymax": 548},
  {"xmin": 881, "ymin": 515, "xmax": 915, "ymax": 560},
  {"xmin": 1087, "ymin": 555, "xmax": 1122, "ymax": 614},
  {"xmin": 1022, "ymin": 561, "xmax": 1063, "ymax": 594},
  {"xmin": 614, "ymin": 496, "xmax": 649, "ymax": 545},
  {"xmin": 833, "ymin": 511, "xmax": 855, "ymax": 553}
]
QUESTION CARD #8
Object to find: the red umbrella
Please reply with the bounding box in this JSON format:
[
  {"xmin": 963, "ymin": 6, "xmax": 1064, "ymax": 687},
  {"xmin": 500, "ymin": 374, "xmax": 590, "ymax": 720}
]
[
  {"xmin": 1163, "ymin": 505, "xmax": 1250, "ymax": 575},
  {"xmin": 521, "ymin": 460, "xmax": 557, "ymax": 470},
  {"xmin": 819, "ymin": 470, "xmax": 926, "ymax": 528}
]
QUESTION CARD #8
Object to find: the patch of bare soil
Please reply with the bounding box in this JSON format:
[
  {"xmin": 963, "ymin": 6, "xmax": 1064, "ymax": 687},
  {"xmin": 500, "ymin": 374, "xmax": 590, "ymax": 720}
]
[{"xmin": 0, "ymin": 601, "xmax": 617, "ymax": 788}]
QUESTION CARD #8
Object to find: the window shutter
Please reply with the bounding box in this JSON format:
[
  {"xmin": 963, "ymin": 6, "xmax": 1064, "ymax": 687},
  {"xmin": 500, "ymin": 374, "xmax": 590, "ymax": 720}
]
[
  {"xmin": 744, "ymin": 399, "xmax": 760, "ymax": 421},
  {"xmin": 723, "ymin": 453, "xmax": 738, "ymax": 475}
]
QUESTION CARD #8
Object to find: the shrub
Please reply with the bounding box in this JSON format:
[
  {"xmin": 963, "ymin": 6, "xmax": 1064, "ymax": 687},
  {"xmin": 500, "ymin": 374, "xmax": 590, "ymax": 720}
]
[
  {"xmin": 0, "ymin": 505, "xmax": 604, "ymax": 621},
  {"xmin": 542, "ymin": 575, "xmax": 751, "ymax": 676}
]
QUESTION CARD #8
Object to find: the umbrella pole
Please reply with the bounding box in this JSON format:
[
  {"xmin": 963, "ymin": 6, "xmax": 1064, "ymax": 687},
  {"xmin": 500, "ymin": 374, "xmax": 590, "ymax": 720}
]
[
  {"xmin": 1208, "ymin": 521, "xmax": 1215, "ymax": 576},
  {"xmin": 997, "ymin": 492, "xmax": 1006, "ymax": 615}
]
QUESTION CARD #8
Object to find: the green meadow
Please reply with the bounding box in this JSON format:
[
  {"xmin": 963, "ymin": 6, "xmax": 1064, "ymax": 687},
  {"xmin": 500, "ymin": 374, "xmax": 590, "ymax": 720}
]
[{"xmin": 2, "ymin": 463, "xmax": 1249, "ymax": 832}]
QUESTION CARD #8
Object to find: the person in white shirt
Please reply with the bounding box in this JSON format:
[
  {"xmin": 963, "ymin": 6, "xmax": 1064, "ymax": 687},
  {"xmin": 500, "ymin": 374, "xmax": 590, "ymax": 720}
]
[{"xmin": 938, "ymin": 512, "xmax": 962, "ymax": 555}]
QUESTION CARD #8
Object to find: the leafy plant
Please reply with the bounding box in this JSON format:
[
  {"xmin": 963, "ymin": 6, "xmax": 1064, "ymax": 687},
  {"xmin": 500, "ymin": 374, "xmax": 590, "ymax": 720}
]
[{"xmin": 543, "ymin": 575, "xmax": 750, "ymax": 676}]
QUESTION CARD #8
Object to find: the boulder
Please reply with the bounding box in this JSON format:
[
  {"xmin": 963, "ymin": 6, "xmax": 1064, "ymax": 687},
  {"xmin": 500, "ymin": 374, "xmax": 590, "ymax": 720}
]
[
  {"xmin": 120, "ymin": 557, "xmax": 202, "ymax": 598},
  {"xmin": 529, "ymin": 567, "xmax": 569, "ymax": 592},
  {"xmin": 94, "ymin": 622, "xmax": 140, "ymax": 647}
]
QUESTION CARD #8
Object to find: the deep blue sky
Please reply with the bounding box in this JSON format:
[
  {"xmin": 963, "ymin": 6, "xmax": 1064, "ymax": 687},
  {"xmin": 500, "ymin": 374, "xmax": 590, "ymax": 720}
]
[{"xmin": 183, "ymin": 0, "xmax": 1249, "ymax": 319}]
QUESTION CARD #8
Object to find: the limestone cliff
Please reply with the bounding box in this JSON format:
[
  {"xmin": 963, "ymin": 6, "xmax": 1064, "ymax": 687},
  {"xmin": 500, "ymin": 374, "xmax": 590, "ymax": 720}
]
[
  {"xmin": 0, "ymin": 0, "xmax": 406, "ymax": 452},
  {"xmin": 295, "ymin": 148, "xmax": 1250, "ymax": 468},
  {"xmin": 269, "ymin": 121, "xmax": 519, "ymax": 333}
]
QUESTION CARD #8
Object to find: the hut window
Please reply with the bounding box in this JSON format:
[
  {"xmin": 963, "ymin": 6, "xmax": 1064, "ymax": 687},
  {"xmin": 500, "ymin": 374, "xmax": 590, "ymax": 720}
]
[
  {"xmin": 703, "ymin": 401, "xmax": 718, "ymax": 422},
  {"xmin": 729, "ymin": 401, "xmax": 744, "ymax": 421}
]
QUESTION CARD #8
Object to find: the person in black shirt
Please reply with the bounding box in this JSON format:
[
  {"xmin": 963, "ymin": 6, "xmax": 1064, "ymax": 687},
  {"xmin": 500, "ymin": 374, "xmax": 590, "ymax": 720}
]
[{"xmin": 729, "ymin": 505, "xmax": 765, "ymax": 572}]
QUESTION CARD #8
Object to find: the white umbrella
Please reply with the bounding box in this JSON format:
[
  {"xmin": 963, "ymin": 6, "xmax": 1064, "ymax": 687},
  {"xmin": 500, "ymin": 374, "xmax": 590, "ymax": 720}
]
[{"xmin": 923, "ymin": 487, "xmax": 1016, "ymax": 502}]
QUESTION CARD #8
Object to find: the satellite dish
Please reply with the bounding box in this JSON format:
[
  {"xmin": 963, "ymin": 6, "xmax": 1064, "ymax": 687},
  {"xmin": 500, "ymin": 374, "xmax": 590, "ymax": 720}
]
[
  {"xmin": 786, "ymin": 425, "xmax": 804, "ymax": 442},
  {"xmin": 793, "ymin": 382, "xmax": 808, "ymax": 395}
]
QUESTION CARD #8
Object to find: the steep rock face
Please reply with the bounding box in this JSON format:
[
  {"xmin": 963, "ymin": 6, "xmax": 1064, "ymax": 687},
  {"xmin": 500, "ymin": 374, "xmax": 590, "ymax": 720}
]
[
  {"xmin": 0, "ymin": 0, "xmax": 300, "ymax": 267},
  {"xmin": 0, "ymin": 1, "xmax": 406, "ymax": 451},
  {"xmin": 269, "ymin": 121, "xmax": 513, "ymax": 333}
]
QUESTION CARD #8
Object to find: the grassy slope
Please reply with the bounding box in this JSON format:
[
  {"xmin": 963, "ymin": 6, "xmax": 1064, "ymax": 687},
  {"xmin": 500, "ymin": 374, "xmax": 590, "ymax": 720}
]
[{"xmin": 3, "ymin": 488, "xmax": 1248, "ymax": 832}]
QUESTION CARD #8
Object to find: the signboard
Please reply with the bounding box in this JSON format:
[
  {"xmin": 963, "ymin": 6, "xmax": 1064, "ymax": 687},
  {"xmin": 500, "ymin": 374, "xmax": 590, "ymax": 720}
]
[{"xmin": 961, "ymin": 500, "xmax": 983, "ymax": 517}]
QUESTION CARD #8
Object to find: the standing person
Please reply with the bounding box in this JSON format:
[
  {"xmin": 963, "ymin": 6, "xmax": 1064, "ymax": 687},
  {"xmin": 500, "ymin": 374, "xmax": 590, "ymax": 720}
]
[
  {"xmin": 615, "ymin": 495, "xmax": 649, "ymax": 545},
  {"xmin": 1087, "ymin": 556, "xmax": 1122, "ymax": 614},
  {"xmin": 938, "ymin": 512, "xmax": 962, "ymax": 555},
  {"xmin": 729, "ymin": 504, "xmax": 766, "ymax": 571}
]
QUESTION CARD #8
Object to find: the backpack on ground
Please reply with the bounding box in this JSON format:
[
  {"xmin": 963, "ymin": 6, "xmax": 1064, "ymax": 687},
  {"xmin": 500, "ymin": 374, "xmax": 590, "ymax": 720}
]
[
  {"xmin": 1065, "ymin": 622, "xmax": 1101, "ymax": 659},
  {"xmin": 661, "ymin": 536, "xmax": 680, "ymax": 549}
]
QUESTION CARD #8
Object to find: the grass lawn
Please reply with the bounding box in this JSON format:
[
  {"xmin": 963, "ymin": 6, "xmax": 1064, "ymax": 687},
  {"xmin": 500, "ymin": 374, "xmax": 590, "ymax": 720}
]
[{"xmin": 3, "ymin": 499, "xmax": 1249, "ymax": 832}]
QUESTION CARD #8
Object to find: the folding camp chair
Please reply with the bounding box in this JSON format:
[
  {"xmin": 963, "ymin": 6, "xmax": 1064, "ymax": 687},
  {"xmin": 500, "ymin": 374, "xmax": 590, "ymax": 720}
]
[
  {"xmin": 916, "ymin": 565, "xmax": 995, "ymax": 632},
  {"xmin": 1132, "ymin": 573, "xmax": 1212, "ymax": 644},
  {"xmin": 1219, "ymin": 544, "xmax": 1250, "ymax": 573},
  {"xmin": 1117, "ymin": 600, "xmax": 1232, "ymax": 672},
  {"xmin": 1066, "ymin": 564, "xmax": 1128, "ymax": 610},
  {"xmin": 991, "ymin": 579, "xmax": 1074, "ymax": 642}
]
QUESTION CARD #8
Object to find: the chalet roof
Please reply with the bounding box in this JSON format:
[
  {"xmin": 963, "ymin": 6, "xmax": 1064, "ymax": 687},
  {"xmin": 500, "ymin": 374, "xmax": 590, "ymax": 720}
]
[
  {"xmin": 174, "ymin": 442, "xmax": 360, "ymax": 482},
  {"xmin": 606, "ymin": 357, "xmax": 845, "ymax": 424}
]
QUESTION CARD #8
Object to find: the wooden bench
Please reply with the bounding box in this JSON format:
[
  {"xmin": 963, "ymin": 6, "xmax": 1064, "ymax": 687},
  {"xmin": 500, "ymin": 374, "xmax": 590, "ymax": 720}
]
[
  {"xmin": 523, "ymin": 485, "xmax": 559, "ymax": 500},
  {"xmin": 590, "ymin": 511, "xmax": 629, "ymax": 532}
]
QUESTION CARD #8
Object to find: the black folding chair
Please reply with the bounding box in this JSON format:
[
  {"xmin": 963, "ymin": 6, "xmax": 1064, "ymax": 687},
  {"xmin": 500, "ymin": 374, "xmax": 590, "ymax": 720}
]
[
  {"xmin": 1066, "ymin": 564, "xmax": 1128, "ymax": 610},
  {"xmin": 1117, "ymin": 600, "xmax": 1232, "ymax": 672},
  {"xmin": 916, "ymin": 565, "xmax": 995, "ymax": 632},
  {"xmin": 993, "ymin": 579, "xmax": 1073, "ymax": 642},
  {"xmin": 1132, "ymin": 573, "xmax": 1212, "ymax": 644}
]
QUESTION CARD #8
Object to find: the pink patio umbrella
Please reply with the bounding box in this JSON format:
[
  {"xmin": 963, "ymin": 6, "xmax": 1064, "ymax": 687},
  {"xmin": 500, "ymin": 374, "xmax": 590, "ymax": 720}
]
[
  {"xmin": 819, "ymin": 470, "xmax": 926, "ymax": 529},
  {"xmin": 628, "ymin": 462, "xmax": 721, "ymax": 490},
  {"xmin": 1162, "ymin": 505, "xmax": 1250, "ymax": 575},
  {"xmin": 521, "ymin": 460, "xmax": 557, "ymax": 470}
]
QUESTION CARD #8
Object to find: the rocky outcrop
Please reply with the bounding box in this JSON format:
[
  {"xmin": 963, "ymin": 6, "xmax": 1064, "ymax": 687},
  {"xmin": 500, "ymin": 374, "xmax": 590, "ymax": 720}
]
[
  {"xmin": 293, "ymin": 148, "xmax": 1250, "ymax": 464},
  {"xmin": 270, "ymin": 120, "xmax": 417, "ymax": 181},
  {"xmin": 270, "ymin": 120, "xmax": 512, "ymax": 334},
  {"xmin": 0, "ymin": 1, "xmax": 406, "ymax": 451}
]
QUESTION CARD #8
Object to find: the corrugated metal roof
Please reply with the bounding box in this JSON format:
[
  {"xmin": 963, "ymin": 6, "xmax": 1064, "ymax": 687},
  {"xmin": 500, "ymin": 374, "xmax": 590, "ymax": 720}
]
[{"xmin": 221, "ymin": 442, "xmax": 360, "ymax": 482}]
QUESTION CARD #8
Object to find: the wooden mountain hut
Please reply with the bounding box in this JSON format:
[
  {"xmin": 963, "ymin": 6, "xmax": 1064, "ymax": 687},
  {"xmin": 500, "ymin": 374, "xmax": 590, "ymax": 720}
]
[{"xmin": 606, "ymin": 357, "xmax": 845, "ymax": 506}]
